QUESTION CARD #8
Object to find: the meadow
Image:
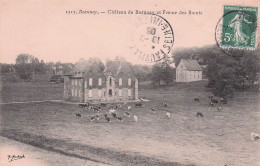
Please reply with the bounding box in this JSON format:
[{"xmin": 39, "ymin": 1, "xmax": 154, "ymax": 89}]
[{"xmin": 0, "ymin": 80, "xmax": 259, "ymax": 166}]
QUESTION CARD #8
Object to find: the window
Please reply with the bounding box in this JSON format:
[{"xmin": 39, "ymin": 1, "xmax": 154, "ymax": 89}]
[
  {"xmin": 88, "ymin": 90, "xmax": 92, "ymax": 97},
  {"xmin": 71, "ymin": 89, "xmax": 74, "ymax": 96},
  {"xmin": 109, "ymin": 77, "xmax": 112, "ymax": 86},
  {"xmin": 119, "ymin": 89, "xmax": 122, "ymax": 96},
  {"xmin": 128, "ymin": 89, "xmax": 131, "ymax": 96},
  {"xmin": 98, "ymin": 78, "xmax": 102, "ymax": 86},
  {"xmin": 79, "ymin": 90, "xmax": 81, "ymax": 97},
  {"xmin": 75, "ymin": 80, "xmax": 78, "ymax": 86},
  {"xmin": 109, "ymin": 89, "xmax": 112, "ymax": 96},
  {"xmin": 84, "ymin": 80, "xmax": 87, "ymax": 88},
  {"xmin": 98, "ymin": 90, "xmax": 102, "ymax": 97},
  {"xmin": 75, "ymin": 89, "xmax": 78, "ymax": 97},
  {"xmin": 89, "ymin": 78, "xmax": 92, "ymax": 86},
  {"xmin": 128, "ymin": 78, "xmax": 131, "ymax": 86},
  {"xmin": 119, "ymin": 78, "xmax": 122, "ymax": 86}
]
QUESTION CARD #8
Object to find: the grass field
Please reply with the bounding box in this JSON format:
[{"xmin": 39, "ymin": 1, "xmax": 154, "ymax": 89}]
[{"xmin": 0, "ymin": 80, "xmax": 259, "ymax": 166}]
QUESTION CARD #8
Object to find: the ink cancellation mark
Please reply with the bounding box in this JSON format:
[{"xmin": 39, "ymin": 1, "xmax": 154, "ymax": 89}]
[
  {"xmin": 131, "ymin": 14, "xmax": 174, "ymax": 63},
  {"xmin": 215, "ymin": 5, "xmax": 258, "ymax": 54}
]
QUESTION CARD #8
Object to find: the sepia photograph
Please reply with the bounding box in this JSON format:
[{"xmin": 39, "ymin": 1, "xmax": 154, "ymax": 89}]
[{"xmin": 0, "ymin": 0, "xmax": 259, "ymax": 166}]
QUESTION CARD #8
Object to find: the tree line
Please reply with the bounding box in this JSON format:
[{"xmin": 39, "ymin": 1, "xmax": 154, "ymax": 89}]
[
  {"xmin": 1, "ymin": 45, "xmax": 259, "ymax": 99},
  {"xmin": 172, "ymin": 44, "xmax": 260, "ymax": 98}
]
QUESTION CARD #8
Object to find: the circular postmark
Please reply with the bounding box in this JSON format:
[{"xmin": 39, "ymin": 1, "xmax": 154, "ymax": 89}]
[
  {"xmin": 215, "ymin": 9, "xmax": 258, "ymax": 56},
  {"xmin": 131, "ymin": 14, "xmax": 174, "ymax": 63}
]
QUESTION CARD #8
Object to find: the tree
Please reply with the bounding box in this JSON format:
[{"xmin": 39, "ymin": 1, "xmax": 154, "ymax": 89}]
[
  {"xmin": 206, "ymin": 50, "xmax": 260, "ymax": 98},
  {"xmin": 15, "ymin": 54, "xmax": 47, "ymax": 80},
  {"xmin": 151, "ymin": 64, "xmax": 163, "ymax": 85},
  {"xmin": 151, "ymin": 62, "xmax": 175, "ymax": 86},
  {"xmin": 133, "ymin": 64, "xmax": 152, "ymax": 82}
]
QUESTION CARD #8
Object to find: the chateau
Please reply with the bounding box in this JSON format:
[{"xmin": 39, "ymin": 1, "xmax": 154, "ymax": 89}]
[{"xmin": 63, "ymin": 60, "xmax": 138, "ymax": 103}]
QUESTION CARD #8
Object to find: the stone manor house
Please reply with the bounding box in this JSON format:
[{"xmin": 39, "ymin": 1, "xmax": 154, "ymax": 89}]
[
  {"xmin": 176, "ymin": 59, "xmax": 202, "ymax": 82},
  {"xmin": 63, "ymin": 60, "xmax": 138, "ymax": 103}
]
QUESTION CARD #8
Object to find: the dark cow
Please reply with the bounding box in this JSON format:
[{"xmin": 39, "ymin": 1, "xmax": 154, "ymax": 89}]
[
  {"xmin": 135, "ymin": 103, "xmax": 142, "ymax": 108},
  {"xmin": 101, "ymin": 103, "xmax": 106, "ymax": 107},
  {"xmin": 211, "ymin": 99, "xmax": 219, "ymax": 104},
  {"xmin": 194, "ymin": 98, "xmax": 200, "ymax": 102},
  {"xmin": 196, "ymin": 112, "xmax": 203, "ymax": 117},
  {"xmin": 79, "ymin": 103, "xmax": 90, "ymax": 108},
  {"xmin": 162, "ymin": 103, "xmax": 167, "ymax": 107}
]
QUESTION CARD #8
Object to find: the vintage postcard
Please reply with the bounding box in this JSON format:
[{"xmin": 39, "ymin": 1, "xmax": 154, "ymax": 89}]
[{"xmin": 0, "ymin": 0, "xmax": 259, "ymax": 166}]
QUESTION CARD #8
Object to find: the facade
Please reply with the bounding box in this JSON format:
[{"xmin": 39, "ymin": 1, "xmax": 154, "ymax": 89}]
[
  {"xmin": 63, "ymin": 61, "xmax": 138, "ymax": 103},
  {"xmin": 176, "ymin": 59, "xmax": 202, "ymax": 82}
]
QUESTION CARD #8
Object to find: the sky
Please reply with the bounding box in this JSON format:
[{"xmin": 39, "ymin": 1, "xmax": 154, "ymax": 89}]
[{"xmin": 0, "ymin": 0, "xmax": 259, "ymax": 65}]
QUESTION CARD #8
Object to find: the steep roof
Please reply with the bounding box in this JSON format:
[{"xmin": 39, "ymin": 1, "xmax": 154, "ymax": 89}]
[
  {"xmin": 104, "ymin": 61, "xmax": 121, "ymax": 77},
  {"xmin": 104, "ymin": 61, "xmax": 135, "ymax": 78},
  {"xmin": 83, "ymin": 61, "xmax": 105, "ymax": 78},
  {"xmin": 180, "ymin": 59, "xmax": 202, "ymax": 71}
]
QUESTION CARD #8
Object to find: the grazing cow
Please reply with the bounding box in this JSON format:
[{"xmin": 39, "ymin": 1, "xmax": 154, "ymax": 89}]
[
  {"xmin": 135, "ymin": 103, "xmax": 142, "ymax": 108},
  {"xmin": 217, "ymin": 107, "xmax": 222, "ymax": 111},
  {"xmin": 162, "ymin": 103, "xmax": 167, "ymax": 107},
  {"xmin": 76, "ymin": 113, "xmax": 81, "ymax": 118},
  {"xmin": 211, "ymin": 99, "xmax": 219, "ymax": 104},
  {"xmin": 134, "ymin": 115, "xmax": 138, "ymax": 122},
  {"xmin": 194, "ymin": 98, "xmax": 200, "ymax": 102},
  {"xmin": 104, "ymin": 114, "xmax": 111, "ymax": 123},
  {"xmin": 101, "ymin": 103, "xmax": 106, "ymax": 107},
  {"xmin": 109, "ymin": 109, "xmax": 116, "ymax": 114},
  {"xmin": 108, "ymin": 104, "xmax": 114, "ymax": 109},
  {"xmin": 112, "ymin": 112, "xmax": 117, "ymax": 118},
  {"xmin": 150, "ymin": 108, "xmax": 156, "ymax": 114},
  {"xmin": 92, "ymin": 106, "xmax": 100, "ymax": 112},
  {"xmin": 117, "ymin": 117, "xmax": 123, "ymax": 122},
  {"xmin": 251, "ymin": 132, "xmax": 260, "ymax": 141},
  {"xmin": 210, "ymin": 102, "xmax": 214, "ymax": 107},
  {"xmin": 196, "ymin": 112, "xmax": 203, "ymax": 117},
  {"xmin": 166, "ymin": 112, "xmax": 171, "ymax": 118},
  {"xmin": 91, "ymin": 116, "xmax": 95, "ymax": 122},
  {"xmin": 125, "ymin": 111, "xmax": 130, "ymax": 117},
  {"xmin": 127, "ymin": 106, "xmax": 132, "ymax": 111},
  {"xmin": 96, "ymin": 114, "xmax": 100, "ymax": 120},
  {"xmin": 79, "ymin": 103, "xmax": 89, "ymax": 109}
]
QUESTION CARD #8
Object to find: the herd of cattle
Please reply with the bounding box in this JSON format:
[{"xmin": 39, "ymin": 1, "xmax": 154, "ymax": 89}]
[
  {"xmin": 74, "ymin": 96, "xmax": 260, "ymax": 142},
  {"xmin": 75, "ymin": 95, "xmax": 228, "ymax": 123},
  {"xmin": 75, "ymin": 101, "xmax": 170, "ymax": 123}
]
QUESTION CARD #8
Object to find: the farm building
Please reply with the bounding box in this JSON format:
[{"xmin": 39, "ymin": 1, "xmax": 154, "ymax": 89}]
[
  {"xmin": 63, "ymin": 60, "xmax": 138, "ymax": 103},
  {"xmin": 176, "ymin": 59, "xmax": 202, "ymax": 82}
]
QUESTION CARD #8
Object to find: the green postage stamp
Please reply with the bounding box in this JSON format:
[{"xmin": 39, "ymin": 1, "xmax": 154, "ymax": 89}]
[{"xmin": 221, "ymin": 5, "xmax": 258, "ymax": 49}]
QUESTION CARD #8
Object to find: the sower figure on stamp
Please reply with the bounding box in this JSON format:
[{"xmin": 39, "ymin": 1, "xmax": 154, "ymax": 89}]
[{"xmin": 228, "ymin": 11, "xmax": 252, "ymax": 46}]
